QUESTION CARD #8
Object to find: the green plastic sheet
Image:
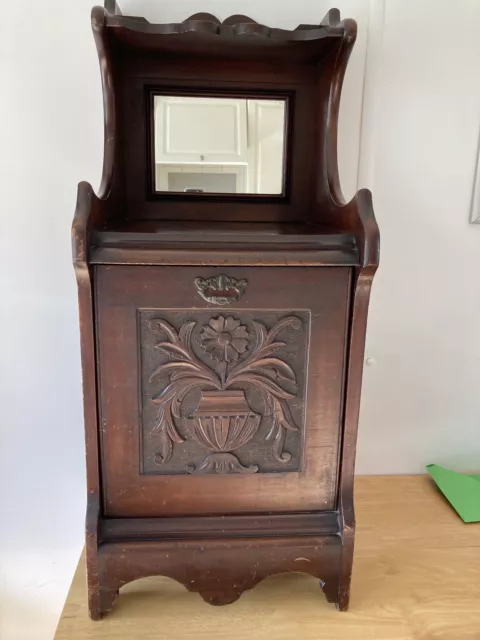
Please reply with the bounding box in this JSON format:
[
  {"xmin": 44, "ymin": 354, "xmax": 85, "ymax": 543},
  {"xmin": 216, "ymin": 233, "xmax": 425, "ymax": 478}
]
[{"xmin": 426, "ymin": 464, "xmax": 480, "ymax": 523}]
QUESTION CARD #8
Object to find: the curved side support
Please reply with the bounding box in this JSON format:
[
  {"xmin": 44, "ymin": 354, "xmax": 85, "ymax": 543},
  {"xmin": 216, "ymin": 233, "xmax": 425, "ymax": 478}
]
[
  {"xmin": 72, "ymin": 182, "xmax": 106, "ymax": 620},
  {"xmin": 323, "ymin": 18, "xmax": 357, "ymax": 209},
  {"xmin": 336, "ymin": 269, "xmax": 376, "ymax": 610},
  {"xmin": 73, "ymin": 6, "xmax": 120, "ymax": 621},
  {"xmin": 73, "ymin": 8, "xmax": 118, "ymax": 244},
  {"xmin": 314, "ymin": 12, "xmax": 379, "ymax": 278},
  {"xmin": 72, "ymin": 10, "xmax": 119, "ymax": 562},
  {"xmin": 344, "ymin": 188, "xmax": 380, "ymax": 269},
  {"xmin": 91, "ymin": 6, "xmax": 116, "ymax": 200},
  {"xmin": 317, "ymin": 135, "xmax": 378, "ymax": 610},
  {"xmin": 72, "ymin": 181, "xmax": 108, "ymax": 265}
]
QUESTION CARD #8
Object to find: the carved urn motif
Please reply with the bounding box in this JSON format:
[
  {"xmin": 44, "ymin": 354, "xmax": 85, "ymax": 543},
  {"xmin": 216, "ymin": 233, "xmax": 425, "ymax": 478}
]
[{"xmin": 187, "ymin": 390, "xmax": 261, "ymax": 474}]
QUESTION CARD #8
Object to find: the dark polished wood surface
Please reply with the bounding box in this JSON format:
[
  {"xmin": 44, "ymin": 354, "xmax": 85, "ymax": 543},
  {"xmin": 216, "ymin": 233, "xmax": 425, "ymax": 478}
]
[
  {"xmin": 100, "ymin": 511, "xmax": 340, "ymax": 542},
  {"xmin": 94, "ymin": 220, "xmax": 357, "ymax": 245},
  {"xmin": 96, "ymin": 265, "xmax": 350, "ymax": 517},
  {"xmin": 91, "ymin": 221, "xmax": 359, "ymax": 265},
  {"xmin": 72, "ymin": 2, "xmax": 379, "ymax": 620}
]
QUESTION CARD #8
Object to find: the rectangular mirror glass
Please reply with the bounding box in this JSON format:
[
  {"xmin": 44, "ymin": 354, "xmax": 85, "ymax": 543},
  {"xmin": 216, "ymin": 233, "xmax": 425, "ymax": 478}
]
[{"xmin": 153, "ymin": 95, "xmax": 287, "ymax": 195}]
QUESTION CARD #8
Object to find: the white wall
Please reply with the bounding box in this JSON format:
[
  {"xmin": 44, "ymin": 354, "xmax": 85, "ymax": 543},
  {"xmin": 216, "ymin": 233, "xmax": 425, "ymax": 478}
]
[
  {"xmin": 356, "ymin": 0, "xmax": 480, "ymax": 474},
  {"xmin": 0, "ymin": 1, "xmax": 479, "ymax": 639},
  {"xmin": 0, "ymin": 2, "xmax": 103, "ymax": 639}
]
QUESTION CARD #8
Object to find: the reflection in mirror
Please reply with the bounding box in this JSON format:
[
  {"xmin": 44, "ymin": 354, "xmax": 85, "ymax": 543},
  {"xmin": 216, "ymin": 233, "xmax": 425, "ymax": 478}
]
[{"xmin": 153, "ymin": 96, "xmax": 287, "ymax": 195}]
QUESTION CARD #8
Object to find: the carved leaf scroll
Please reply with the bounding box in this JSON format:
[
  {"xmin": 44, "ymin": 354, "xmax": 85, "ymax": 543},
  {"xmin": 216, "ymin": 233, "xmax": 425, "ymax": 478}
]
[{"xmin": 149, "ymin": 319, "xmax": 221, "ymax": 464}]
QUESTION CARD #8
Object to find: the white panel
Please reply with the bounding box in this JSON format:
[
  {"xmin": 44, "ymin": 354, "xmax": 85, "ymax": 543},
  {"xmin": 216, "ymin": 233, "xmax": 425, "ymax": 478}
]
[
  {"xmin": 247, "ymin": 100, "xmax": 285, "ymax": 194},
  {"xmin": 156, "ymin": 164, "xmax": 246, "ymax": 193},
  {"xmin": 155, "ymin": 96, "xmax": 247, "ymax": 164}
]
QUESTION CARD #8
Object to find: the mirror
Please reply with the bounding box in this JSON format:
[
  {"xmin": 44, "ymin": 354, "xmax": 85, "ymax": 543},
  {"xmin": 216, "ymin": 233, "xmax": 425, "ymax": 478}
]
[{"xmin": 153, "ymin": 95, "xmax": 287, "ymax": 195}]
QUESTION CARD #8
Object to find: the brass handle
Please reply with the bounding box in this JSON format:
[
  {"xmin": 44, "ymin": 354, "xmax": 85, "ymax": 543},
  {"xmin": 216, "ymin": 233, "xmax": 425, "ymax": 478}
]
[{"xmin": 194, "ymin": 275, "xmax": 248, "ymax": 305}]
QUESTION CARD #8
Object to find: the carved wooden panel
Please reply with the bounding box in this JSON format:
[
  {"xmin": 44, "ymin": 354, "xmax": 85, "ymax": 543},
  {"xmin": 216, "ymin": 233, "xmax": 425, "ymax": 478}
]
[
  {"xmin": 140, "ymin": 310, "xmax": 310, "ymax": 475},
  {"xmin": 96, "ymin": 264, "xmax": 350, "ymax": 517}
]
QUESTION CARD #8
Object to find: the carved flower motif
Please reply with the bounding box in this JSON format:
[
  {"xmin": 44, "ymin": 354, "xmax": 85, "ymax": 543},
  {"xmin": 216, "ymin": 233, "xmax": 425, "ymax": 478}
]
[{"xmin": 201, "ymin": 316, "xmax": 249, "ymax": 363}]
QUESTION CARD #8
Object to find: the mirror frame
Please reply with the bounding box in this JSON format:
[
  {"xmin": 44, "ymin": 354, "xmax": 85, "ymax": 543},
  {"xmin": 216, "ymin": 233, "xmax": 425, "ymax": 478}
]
[{"xmin": 146, "ymin": 88, "xmax": 293, "ymax": 203}]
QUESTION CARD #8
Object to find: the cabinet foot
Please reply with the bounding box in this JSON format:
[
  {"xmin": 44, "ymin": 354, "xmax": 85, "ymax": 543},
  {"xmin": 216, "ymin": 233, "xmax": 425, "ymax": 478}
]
[{"xmin": 88, "ymin": 587, "xmax": 119, "ymax": 620}]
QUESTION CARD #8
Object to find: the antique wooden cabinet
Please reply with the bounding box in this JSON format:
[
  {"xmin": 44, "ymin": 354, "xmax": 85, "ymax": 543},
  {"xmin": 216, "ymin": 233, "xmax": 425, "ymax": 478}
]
[{"xmin": 72, "ymin": 1, "xmax": 379, "ymax": 620}]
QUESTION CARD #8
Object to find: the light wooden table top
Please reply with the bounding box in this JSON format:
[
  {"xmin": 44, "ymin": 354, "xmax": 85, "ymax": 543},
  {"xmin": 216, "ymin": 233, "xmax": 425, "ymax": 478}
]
[{"xmin": 55, "ymin": 475, "xmax": 480, "ymax": 640}]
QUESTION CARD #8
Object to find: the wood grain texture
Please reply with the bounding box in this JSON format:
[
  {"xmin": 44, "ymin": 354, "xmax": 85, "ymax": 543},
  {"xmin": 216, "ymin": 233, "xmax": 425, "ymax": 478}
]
[
  {"xmin": 104, "ymin": 11, "xmax": 343, "ymax": 63},
  {"xmin": 71, "ymin": 183, "xmax": 102, "ymax": 617},
  {"xmin": 100, "ymin": 511, "xmax": 340, "ymax": 542},
  {"xmin": 95, "ymin": 536, "xmax": 342, "ymax": 609},
  {"xmin": 95, "ymin": 265, "xmax": 350, "ymax": 517},
  {"xmin": 89, "ymin": 245, "xmax": 359, "ymax": 267},
  {"xmin": 106, "ymin": 12, "xmax": 342, "ymax": 42},
  {"xmin": 55, "ymin": 476, "xmax": 480, "ymax": 640}
]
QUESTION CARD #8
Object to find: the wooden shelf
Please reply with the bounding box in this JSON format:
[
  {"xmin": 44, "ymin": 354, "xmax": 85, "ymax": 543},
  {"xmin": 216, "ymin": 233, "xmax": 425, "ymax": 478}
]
[{"xmin": 90, "ymin": 221, "xmax": 359, "ymax": 266}]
